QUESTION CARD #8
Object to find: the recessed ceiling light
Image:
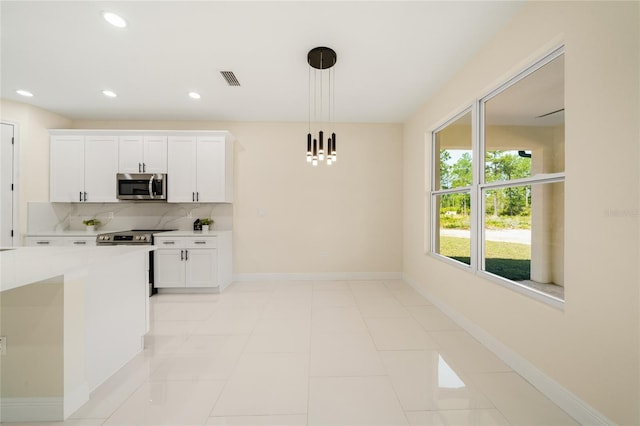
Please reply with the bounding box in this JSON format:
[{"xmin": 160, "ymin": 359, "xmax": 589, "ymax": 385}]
[
  {"xmin": 16, "ymin": 89, "xmax": 34, "ymax": 97},
  {"xmin": 188, "ymin": 92, "xmax": 201, "ymax": 99},
  {"xmin": 102, "ymin": 90, "xmax": 117, "ymax": 98},
  {"xmin": 102, "ymin": 11, "xmax": 127, "ymax": 28}
]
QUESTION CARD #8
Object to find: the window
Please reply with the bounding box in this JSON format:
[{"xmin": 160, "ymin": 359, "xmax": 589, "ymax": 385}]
[
  {"xmin": 431, "ymin": 110, "xmax": 473, "ymax": 266},
  {"xmin": 429, "ymin": 48, "xmax": 565, "ymax": 304}
]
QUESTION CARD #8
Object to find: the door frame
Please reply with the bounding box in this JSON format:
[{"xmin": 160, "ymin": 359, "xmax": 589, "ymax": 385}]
[{"xmin": 1, "ymin": 120, "xmax": 20, "ymax": 246}]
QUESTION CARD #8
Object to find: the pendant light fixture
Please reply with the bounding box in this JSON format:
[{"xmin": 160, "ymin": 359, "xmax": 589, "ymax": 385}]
[{"xmin": 306, "ymin": 47, "xmax": 337, "ymax": 166}]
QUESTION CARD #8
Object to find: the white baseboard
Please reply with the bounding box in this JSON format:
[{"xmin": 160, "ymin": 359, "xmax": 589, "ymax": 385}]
[
  {"xmin": 402, "ymin": 273, "xmax": 614, "ymax": 426},
  {"xmin": 1, "ymin": 397, "xmax": 63, "ymax": 422},
  {"xmin": 232, "ymin": 272, "xmax": 403, "ymax": 282}
]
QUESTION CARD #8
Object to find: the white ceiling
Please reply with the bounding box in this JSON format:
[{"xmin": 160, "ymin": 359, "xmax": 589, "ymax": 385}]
[{"xmin": 1, "ymin": 1, "xmax": 524, "ymax": 123}]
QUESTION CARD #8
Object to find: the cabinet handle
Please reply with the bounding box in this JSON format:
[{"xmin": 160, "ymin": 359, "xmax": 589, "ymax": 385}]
[
  {"xmin": 194, "ymin": 241, "xmax": 206, "ymax": 244},
  {"xmin": 143, "ymin": 163, "xmax": 146, "ymax": 172},
  {"xmin": 162, "ymin": 241, "xmax": 175, "ymax": 245},
  {"xmin": 138, "ymin": 163, "xmax": 142, "ymax": 173},
  {"xmin": 36, "ymin": 241, "xmax": 50, "ymax": 245},
  {"xmin": 73, "ymin": 241, "xmax": 87, "ymax": 245},
  {"xmin": 180, "ymin": 249, "xmax": 184, "ymax": 261},
  {"xmin": 185, "ymin": 249, "xmax": 188, "ymax": 261},
  {"xmin": 84, "ymin": 192, "xmax": 88, "ymax": 202},
  {"xmin": 196, "ymin": 192, "xmax": 199, "ymax": 202},
  {"xmin": 192, "ymin": 192, "xmax": 195, "ymax": 202},
  {"xmin": 79, "ymin": 191, "xmax": 83, "ymax": 202}
]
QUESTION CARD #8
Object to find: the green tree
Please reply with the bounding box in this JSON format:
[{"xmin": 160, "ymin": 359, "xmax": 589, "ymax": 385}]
[
  {"xmin": 439, "ymin": 150, "xmax": 452, "ymax": 189},
  {"xmin": 485, "ymin": 151, "xmax": 531, "ymax": 216},
  {"xmin": 450, "ymin": 152, "xmax": 472, "ymax": 215}
]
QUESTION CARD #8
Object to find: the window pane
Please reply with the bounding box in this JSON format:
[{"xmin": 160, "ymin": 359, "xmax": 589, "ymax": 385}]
[
  {"xmin": 482, "ymin": 181, "xmax": 564, "ymax": 300},
  {"xmin": 434, "ymin": 193, "xmax": 471, "ymax": 265},
  {"xmin": 435, "ymin": 111, "xmax": 472, "ymax": 190},
  {"xmin": 484, "ymin": 54, "xmax": 564, "ymax": 183}
]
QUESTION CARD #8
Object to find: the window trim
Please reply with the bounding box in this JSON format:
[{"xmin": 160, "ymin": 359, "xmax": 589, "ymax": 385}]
[
  {"xmin": 428, "ymin": 106, "xmax": 475, "ymax": 270},
  {"xmin": 427, "ymin": 45, "xmax": 566, "ymax": 308}
]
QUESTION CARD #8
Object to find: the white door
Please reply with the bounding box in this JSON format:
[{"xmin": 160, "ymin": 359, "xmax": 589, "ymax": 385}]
[
  {"xmin": 167, "ymin": 136, "xmax": 197, "ymax": 202},
  {"xmin": 196, "ymin": 137, "xmax": 226, "ymax": 202},
  {"xmin": 84, "ymin": 136, "xmax": 118, "ymax": 202},
  {"xmin": 50, "ymin": 135, "xmax": 85, "ymax": 202},
  {"xmin": 118, "ymin": 136, "xmax": 144, "ymax": 173},
  {"xmin": 143, "ymin": 136, "xmax": 167, "ymax": 173},
  {"xmin": 155, "ymin": 249, "xmax": 186, "ymax": 287},
  {"xmin": 186, "ymin": 249, "xmax": 217, "ymax": 287},
  {"xmin": 1, "ymin": 123, "xmax": 15, "ymax": 246}
]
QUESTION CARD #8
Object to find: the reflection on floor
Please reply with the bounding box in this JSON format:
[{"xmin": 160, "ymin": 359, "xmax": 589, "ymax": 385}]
[{"xmin": 6, "ymin": 280, "xmax": 578, "ymax": 425}]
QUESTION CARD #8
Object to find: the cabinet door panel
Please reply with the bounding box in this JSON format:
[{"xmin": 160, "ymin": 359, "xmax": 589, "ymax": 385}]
[
  {"xmin": 167, "ymin": 136, "xmax": 197, "ymax": 202},
  {"xmin": 186, "ymin": 249, "xmax": 217, "ymax": 287},
  {"xmin": 155, "ymin": 249, "xmax": 186, "ymax": 287},
  {"xmin": 84, "ymin": 136, "xmax": 118, "ymax": 202},
  {"xmin": 50, "ymin": 136, "xmax": 84, "ymax": 202},
  {"xmin": 118, "ymin": 136, "xmax": 144, "ymax": 173},
  {"xmin": 143, "ymin": 136, "xmax": 168, "ymax": 173},
  {"xmin": 195, "ymin": 137, "xmax": 226, "ymax": 202}
]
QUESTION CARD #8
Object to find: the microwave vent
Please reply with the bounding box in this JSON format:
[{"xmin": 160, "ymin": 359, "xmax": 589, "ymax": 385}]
[{"xmin": 220, "ymin": 71, "xmax": 241, "ymax": 86}]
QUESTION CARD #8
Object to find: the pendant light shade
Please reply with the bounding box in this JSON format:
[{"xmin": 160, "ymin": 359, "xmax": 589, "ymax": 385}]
[{"xmin": 306, "ymin": 47, "xmax": 337, "ymax": 166}]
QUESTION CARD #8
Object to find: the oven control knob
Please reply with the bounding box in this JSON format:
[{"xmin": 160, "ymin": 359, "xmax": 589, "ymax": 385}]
[
  {"xmin": 140, "ymin": 236, "xmax": 147, "ymax": 241},
  {"xmin": 135, "ymin": 236, "xmax": 140, "ymax": 240}
]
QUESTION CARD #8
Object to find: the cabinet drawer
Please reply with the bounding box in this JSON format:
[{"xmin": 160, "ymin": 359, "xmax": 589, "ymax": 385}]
[
  {"xmin": 65, "ymin": 237, "xmax": 97, "ymax": 246},
  {"xmin": 155, "ymin": 238, "xmax": 185, "ymax": 248},
  {"xmin": 185, "ymin": 237, "xmax": 217, "ymax": 248},
  {"xmin": 24, "ymin": 237, "xmax": 63, "ymax": 246}
]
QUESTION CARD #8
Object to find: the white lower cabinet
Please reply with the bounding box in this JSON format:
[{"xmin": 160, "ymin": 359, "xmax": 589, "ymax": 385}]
[{"xmin": 154, "ymin": 236, "xmax": 220, "ymax": 289}]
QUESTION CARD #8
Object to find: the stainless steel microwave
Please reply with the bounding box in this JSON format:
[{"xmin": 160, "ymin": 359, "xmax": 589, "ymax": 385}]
[{"xmin": 117, "ymin": 173, "xmax": 167, "ymax": 201}]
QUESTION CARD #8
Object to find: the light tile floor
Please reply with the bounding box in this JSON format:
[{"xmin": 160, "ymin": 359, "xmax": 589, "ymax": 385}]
[{"xmin": 7, "ymin": 280, "xmax": 579, "ymax": 426}]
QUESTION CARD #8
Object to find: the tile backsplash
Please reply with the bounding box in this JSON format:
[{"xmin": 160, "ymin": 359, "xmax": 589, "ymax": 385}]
[{"xmin": 28, "ymin": 202, "xmax": 233, "ymax": 232}]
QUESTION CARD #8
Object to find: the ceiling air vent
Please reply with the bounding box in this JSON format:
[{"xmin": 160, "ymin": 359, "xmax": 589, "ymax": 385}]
[{"xmin": 220, "ymin": 71, "xmax": 240, "ymax": 86}]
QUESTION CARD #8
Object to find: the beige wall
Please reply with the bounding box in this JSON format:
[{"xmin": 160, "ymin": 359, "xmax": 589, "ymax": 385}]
[
  {"xmin": 71, "ymin": 120, "xmax": 404, "ymax": 275},
  {"xmin": 1, "ymin": 100, "xmax": 72, "ymax": 240},
  {"xmin": 403, "ymin": 1, "xmax": 639, "ymax": 424}
]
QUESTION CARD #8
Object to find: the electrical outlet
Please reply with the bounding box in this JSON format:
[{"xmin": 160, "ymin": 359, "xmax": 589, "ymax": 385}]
[{"xmin": 0, "ymin": 336, "xmax": 6, "ymax": 355}]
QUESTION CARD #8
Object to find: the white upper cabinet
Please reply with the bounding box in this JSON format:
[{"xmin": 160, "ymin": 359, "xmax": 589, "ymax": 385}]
[
  {"xmin": 167, "ymin": 136, "xmax": 198, "ymax": 202},
  {"xmin": 118, "ymin": 136, "xmax": 167, "ymax": 173},
  {"xmin": 84, "ymin": 136, "xmax": 119, "ymax": 202},
  {"xmin": 50, "ymin": 130, "xmax": 232, "ymax": 204},
  {"xmin": 50, "ymin": 135, "xmax": 84, "ymax": 202},
  {"xmin": 168, "ymin": 134, "xmax": 233, "ymax": 203},
  {"xmin": 50, "ymin": 134, "xmax": 118, "ymax": 202}
]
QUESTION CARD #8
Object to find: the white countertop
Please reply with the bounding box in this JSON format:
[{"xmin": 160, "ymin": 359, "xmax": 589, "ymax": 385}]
[
  {"xmin": 153, "ymin": 230, "xmax": 231, "ymax": 237},
  {"xmin": 1, "ymin": 245, "xmax": 156, "ymax": 293},
  {"xmin": 25, "ymin": 230, "xmax": 128, "ymax": 237}
]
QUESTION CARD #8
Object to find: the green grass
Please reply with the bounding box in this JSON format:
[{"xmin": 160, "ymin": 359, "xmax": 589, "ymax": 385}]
[{"xmin": 439, "ymin": 236, "xmax": 530, "ymax": 281}]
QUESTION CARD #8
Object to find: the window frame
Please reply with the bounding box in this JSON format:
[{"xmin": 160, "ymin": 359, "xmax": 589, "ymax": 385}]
[
  {"xmin": 428, "ymin": 46, "xmax": 566, "ymax": 308},
  {"xmin": 428, "ymin": 106, "xmax": 476, "ymax": 271}
]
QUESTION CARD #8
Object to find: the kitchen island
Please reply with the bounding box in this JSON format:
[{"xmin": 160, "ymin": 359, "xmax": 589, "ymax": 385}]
[{"xmin": 0, "ymin": 245, "xmax": 154, "ymax": 422}]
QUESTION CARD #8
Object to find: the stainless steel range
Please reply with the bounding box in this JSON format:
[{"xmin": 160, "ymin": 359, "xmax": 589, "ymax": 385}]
[
  {"xmin": 96, "ymin": 229, "xmax": 157, "ymax": 245},
  {"xmin": 96, "ymin": 229, "xmax": 174, "ymax": 295}
]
